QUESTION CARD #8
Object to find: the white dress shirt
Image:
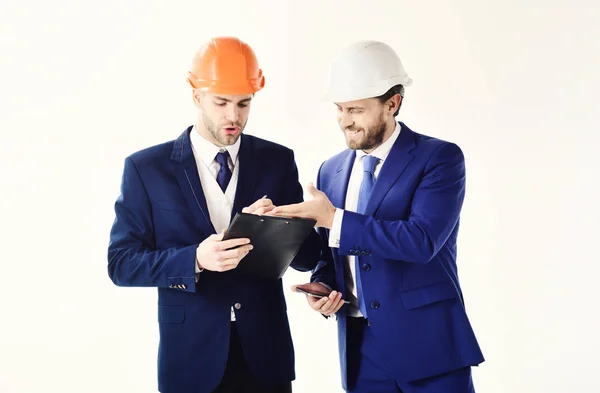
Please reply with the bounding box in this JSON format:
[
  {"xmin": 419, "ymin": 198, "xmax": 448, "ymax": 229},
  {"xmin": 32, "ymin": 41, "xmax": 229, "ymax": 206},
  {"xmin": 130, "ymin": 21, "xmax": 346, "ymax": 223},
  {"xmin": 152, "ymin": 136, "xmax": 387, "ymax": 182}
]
[
  {"xmin": 328, "ymin": 122, "xmax": 401, "ymax": 317},
  {"xmin": 190, "ymin": 126, "xmax": 240, "ymax": 321}
]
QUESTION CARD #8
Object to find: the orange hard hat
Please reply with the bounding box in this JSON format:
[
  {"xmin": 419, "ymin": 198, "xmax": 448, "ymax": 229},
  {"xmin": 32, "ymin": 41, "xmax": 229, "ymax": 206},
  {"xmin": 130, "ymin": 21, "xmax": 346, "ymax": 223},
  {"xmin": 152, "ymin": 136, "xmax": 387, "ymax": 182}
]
[{"xmin": 187, "ymin": 36, "xmax": 265, "ymax": 95}]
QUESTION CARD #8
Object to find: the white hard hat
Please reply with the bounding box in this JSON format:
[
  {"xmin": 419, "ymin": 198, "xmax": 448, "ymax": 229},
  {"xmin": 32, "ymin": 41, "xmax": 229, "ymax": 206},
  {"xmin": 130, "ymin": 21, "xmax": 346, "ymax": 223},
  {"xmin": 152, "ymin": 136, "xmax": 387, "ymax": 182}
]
[{"xmin": 324, "ymin": 40, "xmax": 412, "ymax": 103}]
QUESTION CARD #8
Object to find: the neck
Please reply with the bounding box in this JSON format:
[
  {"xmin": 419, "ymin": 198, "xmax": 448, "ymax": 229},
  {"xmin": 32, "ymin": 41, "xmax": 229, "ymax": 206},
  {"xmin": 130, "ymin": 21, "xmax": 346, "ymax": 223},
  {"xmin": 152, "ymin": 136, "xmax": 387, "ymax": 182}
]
[{"xmin": 381, "ymin": 118, "xmax": 397, "ymax": 141}]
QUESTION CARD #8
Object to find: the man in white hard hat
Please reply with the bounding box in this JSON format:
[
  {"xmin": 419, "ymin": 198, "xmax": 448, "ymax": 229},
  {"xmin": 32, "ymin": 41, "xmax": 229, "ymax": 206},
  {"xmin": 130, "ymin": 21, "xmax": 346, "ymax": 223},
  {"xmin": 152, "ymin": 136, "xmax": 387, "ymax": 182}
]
[{"xmin": 270, "ymin": 41, "xmax": 485, "ymax": 392}]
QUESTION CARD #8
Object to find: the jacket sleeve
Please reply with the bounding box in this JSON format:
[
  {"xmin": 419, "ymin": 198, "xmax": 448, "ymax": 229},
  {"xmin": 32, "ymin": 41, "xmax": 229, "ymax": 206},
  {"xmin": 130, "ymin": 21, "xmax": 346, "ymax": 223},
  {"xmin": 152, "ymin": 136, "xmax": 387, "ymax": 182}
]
[
  {"xmin": 107, "ymin": 157, "xmax": 198, "ymax": 292},
  {"xmin": 339, "ymin": 142, "xmax": 466, "ymax": 264},
  {"xmin": 281, "ymin": 149, "xmax": 322, "ymax": 272}
]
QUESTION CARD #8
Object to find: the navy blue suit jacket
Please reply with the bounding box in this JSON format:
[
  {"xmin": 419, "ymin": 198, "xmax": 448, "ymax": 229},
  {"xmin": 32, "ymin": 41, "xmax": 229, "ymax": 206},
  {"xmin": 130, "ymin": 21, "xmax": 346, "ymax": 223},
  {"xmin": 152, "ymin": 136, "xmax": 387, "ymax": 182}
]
[
  {"xmin": 312, "ymin": 122, "xmax": 485, "ymax": 389},
  {"xmin": 107, "ymin": 127, "xmax": 320, "ymax": 393}
]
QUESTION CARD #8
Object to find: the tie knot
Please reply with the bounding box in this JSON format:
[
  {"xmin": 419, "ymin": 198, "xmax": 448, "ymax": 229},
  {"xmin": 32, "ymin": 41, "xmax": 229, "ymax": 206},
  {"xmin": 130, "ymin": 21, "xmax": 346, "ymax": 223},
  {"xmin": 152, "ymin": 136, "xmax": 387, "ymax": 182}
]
[
  {"xmin": 215, "ymin": 150, "xmax": 230, "ymax": 167},
  {"xmin": 362, "ymin": 155, "xmax": 379, "ymax": 174}
]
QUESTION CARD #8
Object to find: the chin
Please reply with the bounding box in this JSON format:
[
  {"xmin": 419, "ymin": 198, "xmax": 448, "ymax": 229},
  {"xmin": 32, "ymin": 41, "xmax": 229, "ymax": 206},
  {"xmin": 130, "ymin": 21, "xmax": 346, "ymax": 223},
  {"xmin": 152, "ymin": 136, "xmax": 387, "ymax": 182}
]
[
  {"xmin": 218, "ymin": 134, "xmax": 241, "ymax": 146},
  {"xmin": 346, "ymin": 139, "xmax": 363, "ymax": 151}
]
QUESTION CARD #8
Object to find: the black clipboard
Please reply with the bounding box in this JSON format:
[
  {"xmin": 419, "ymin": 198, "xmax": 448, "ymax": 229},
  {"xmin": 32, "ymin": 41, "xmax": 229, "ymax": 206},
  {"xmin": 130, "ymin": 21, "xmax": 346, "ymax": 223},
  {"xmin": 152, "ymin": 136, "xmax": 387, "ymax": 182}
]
[{"xmin": 222, "ymin": 212, "xmax": 317, "ymax": 280}]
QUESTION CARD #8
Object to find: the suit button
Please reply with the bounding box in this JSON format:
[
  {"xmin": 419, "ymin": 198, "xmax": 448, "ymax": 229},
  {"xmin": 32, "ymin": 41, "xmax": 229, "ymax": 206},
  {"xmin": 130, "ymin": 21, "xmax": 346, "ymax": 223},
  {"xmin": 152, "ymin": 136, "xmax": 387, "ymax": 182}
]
[
  {"xmin": 370, "ymin": 301, "xmax": 380, "ymax": 309},
  {"xmin": 362, "ymin": 264, "xmax": 371, "ymax": 271},
  {"xmin": 234, "ymin": 303, "xmax": 242, "ymax": 310}
]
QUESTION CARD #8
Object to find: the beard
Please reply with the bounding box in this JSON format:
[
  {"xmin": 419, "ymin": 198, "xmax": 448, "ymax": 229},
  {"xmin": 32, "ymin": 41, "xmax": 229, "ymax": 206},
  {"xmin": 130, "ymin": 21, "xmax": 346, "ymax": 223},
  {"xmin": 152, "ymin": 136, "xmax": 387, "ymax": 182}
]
[
  {"xmin": 202, "ymin": 108, "xmax": 247, "ymax": 146},
  {"xmin": 344, "ymin": 116, "xmax": 387, "ymax": 151}
]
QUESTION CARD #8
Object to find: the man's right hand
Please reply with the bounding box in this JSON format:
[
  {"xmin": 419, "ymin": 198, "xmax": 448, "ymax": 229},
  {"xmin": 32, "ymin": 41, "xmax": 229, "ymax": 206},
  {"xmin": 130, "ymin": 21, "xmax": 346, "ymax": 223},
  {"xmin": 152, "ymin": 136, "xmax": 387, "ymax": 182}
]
[
  {"xmin": 292, "ymin": 282, "xmax": 345, "ymax": 316},
  {"xmin": 196, "ymin": 229, "xmax": 253, "ymax": 272}
]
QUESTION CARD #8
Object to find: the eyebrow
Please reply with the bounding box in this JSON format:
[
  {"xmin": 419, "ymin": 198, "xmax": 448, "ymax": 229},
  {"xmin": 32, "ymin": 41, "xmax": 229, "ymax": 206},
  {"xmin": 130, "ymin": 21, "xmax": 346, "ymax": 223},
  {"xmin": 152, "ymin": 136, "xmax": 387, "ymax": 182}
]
[
  {"xmin": 215, "ymin": 96, "xmax": 252, "ymax": 104},
  {"xmin": 337, "ymin": 105, "xmax": 365, "ymax": 110}
]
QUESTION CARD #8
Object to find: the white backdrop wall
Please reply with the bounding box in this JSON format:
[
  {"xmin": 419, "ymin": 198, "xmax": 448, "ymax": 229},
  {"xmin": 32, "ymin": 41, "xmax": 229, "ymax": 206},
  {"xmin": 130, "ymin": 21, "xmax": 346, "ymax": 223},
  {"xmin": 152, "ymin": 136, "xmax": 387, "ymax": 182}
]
[{"xmin": 1, "ymin": 1, "xmax": 599, "ymax": 392}]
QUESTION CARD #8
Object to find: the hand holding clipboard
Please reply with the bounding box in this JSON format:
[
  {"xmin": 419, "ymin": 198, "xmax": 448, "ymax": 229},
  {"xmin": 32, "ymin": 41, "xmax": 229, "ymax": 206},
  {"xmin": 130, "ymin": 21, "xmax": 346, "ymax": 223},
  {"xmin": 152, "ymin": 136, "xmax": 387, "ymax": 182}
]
[{"xmin": 222, "ymin": 212, "xmax": 316, "ymax": 280}]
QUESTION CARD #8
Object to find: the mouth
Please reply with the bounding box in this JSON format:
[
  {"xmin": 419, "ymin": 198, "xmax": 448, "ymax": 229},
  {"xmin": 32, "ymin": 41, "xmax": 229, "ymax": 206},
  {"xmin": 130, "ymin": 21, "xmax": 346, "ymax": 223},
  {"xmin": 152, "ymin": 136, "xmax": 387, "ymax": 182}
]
[
  {"xmin": 346, "ymin": 129, "xmax": 363, "ymax": 139},
  {"xmin": 223, "ymin": 126, "xmax": 240, "ymax": 135}
]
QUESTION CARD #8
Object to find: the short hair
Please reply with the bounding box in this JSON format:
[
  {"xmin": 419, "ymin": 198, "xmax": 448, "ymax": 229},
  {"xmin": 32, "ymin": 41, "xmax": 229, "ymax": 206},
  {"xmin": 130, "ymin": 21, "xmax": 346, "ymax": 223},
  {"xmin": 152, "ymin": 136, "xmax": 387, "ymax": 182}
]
[{"xmin": 376, "ymin": 84, "xmax": 404, "ymax": 117}]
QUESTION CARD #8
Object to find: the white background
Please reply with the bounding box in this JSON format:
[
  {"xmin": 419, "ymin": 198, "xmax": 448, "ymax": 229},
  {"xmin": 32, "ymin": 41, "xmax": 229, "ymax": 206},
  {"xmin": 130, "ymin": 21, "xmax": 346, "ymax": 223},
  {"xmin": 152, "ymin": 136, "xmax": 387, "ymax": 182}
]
[{"xmin": 1, "ymin": 0, "xmax": 599, "ymax": 392}]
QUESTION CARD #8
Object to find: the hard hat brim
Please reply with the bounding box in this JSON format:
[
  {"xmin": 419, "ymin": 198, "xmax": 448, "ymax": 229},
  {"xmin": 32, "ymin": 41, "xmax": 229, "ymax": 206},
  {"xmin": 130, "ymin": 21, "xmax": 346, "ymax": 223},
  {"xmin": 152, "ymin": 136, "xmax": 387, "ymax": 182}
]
[
  {"xmin": 323, "ymin": 75, "xmax": 412, "ymax": 103},
  {"xmin": 187, "ymin": 75, "xmax": 265, "ymax": 95},
  {"xmin": 193, "ymin": 84, "xmax": 265, "ymax": 95}
]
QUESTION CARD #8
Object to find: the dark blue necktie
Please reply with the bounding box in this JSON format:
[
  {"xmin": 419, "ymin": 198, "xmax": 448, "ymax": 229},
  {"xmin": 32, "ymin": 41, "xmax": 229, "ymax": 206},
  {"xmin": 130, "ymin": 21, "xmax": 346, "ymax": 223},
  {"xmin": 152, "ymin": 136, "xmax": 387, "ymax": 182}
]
[
  {"xmin": 355, "ymin": 155, "xmax": 379, "ymax": 317},
  {"xmin": 215, "ymin": 150, "xmax": 232, "ymax": 192}
]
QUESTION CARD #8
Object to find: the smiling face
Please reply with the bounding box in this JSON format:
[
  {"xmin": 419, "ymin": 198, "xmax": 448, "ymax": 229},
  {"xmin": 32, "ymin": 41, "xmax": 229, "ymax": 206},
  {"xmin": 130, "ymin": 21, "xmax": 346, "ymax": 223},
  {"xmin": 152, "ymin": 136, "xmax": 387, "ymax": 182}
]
[
  {"xmin": 335, "ymin": 94, "xmax": 401, "ymax": 153},
  {"xmin": 193, "ymin": 91, "xmax": 252, "ymax": 146}
]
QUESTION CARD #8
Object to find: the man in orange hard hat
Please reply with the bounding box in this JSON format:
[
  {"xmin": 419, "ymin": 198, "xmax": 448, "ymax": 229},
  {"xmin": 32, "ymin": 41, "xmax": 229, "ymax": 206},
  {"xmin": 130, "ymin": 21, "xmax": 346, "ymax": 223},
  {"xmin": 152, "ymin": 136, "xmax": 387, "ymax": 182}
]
[{"xmin": 107, "ymin": 36, "xmax": 321, "ymax": 393}]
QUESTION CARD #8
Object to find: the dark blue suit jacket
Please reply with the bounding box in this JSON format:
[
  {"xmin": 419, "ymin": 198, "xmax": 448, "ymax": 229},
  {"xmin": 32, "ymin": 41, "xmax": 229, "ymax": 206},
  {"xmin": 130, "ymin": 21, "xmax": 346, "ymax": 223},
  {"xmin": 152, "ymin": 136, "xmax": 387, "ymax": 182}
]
[
  {"xmin": 312, "ymin": 122, "xmax": 485, "ymax": 389},
  {"xmin": 107, "ymin": 126, "xmax": 320, "ymax": 393}
]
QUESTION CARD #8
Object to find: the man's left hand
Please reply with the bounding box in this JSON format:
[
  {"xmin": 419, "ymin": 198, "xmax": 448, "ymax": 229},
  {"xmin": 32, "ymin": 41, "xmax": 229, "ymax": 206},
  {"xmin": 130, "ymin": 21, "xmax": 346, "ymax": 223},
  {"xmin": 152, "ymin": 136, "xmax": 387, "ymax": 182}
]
[{"xmin": 269, "ymin": 183, "xmax": 336, "ymax": 229}]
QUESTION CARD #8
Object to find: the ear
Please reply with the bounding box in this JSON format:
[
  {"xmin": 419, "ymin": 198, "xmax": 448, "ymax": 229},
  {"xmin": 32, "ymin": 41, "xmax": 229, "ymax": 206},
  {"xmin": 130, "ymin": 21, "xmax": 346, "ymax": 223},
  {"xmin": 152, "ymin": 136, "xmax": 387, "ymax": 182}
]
[
  {"xmin": 192, "ymin": 89, "xmax": 203, "ymax": 108},
  {"xmin": 387, "ymin": 94, "xmax": 402, "ymax": 115}
]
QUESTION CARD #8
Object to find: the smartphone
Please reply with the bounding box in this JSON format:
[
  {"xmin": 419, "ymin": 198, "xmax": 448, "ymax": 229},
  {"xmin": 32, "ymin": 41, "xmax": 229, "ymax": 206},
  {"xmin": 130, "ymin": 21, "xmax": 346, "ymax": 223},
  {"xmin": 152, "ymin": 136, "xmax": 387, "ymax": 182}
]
[{"xmin": 295, "ymin": 287, "xmax": 350, "ymax": 304}]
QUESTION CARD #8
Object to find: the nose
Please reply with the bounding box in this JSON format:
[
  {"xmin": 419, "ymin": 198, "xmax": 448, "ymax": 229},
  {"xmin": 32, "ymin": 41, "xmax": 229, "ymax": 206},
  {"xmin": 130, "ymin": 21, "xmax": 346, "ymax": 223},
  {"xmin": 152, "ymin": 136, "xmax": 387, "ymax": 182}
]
[
  {"xmin": 225, "ymin": 105, "xmax": 240, "ymax": 123},
  {"xmin": 339, "ymin": 113, "xmax": 354, "ymax": 130}
]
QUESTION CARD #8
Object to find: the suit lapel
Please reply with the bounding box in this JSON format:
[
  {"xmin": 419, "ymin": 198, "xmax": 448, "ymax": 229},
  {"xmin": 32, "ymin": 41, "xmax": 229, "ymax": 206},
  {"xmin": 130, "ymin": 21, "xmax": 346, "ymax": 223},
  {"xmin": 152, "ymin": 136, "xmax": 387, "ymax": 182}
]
[
  {"xmin": 231, "ymin": 134, "xmax": 258, "ymax": 219},
  {"xmin": 364, "ymin": 122, "xmax": 416, "ymax": 216},
  {"xmin": 171, "ymin": 127, "xmax": 216, "ymax": 234},
  {"xmin": 330, "ymin": 150, "xmax": 356, "ymax": 209}
]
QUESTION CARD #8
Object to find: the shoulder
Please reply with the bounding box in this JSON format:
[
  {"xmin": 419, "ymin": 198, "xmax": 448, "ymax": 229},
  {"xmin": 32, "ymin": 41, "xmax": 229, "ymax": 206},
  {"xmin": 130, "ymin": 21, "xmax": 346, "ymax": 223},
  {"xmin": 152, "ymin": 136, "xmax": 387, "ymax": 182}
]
[
  {"xmin": 125, "ymin": 140, "xmax": 175, "ymax": 172},
  {"xmin": 319, "ymin": 148, "xmax": 352, "ymax": 175},
  {"xmin": 125, "ymin": 126, "xmax": 188, "ymax": 168},
  {"xmin": 404, "ymin": 123, "xmax": 464, "ymax": 162},
  {"xmin": 242, "ymin": 134, "xmax": 296, "ymax": 162},
  {"xmin": 126, "ymin": 140, "xmax": 175, "ymax": 167}
]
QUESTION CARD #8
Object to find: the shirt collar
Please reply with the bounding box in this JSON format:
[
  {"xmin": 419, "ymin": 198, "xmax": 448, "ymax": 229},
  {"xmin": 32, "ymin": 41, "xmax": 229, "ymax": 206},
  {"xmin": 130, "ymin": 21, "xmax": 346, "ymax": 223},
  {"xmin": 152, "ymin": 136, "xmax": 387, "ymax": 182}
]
[
  {"xmin": 190, "ymin": 125, "xmax": 241, "ymax": 166},
  {"xmin": 355, "ymin": 121, "xmax": 401, "ymax": 163}
]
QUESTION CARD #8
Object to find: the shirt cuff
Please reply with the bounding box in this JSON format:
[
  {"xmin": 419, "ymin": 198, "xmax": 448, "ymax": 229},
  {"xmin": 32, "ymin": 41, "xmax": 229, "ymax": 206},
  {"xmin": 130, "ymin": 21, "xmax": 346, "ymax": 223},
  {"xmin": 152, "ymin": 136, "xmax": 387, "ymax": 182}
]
[
  {"xmin": 195, "ymin": 256, "xmax": 203, "ymax": 282},
  {"xmin": 328, "ymin": 208, "xmax": 344, "ymax": 248}
]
